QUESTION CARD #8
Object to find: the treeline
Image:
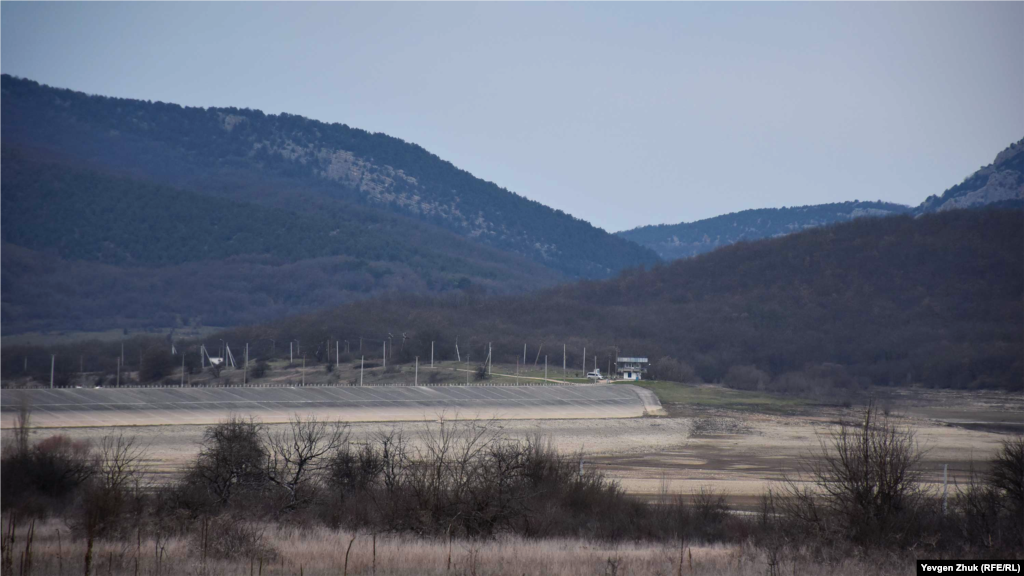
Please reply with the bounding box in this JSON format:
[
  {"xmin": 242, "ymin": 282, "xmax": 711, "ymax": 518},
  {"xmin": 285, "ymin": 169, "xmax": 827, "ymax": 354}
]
[
  {"xmin": 1, "ymin": 74, "xmax": 660, "ymax": 279},
  {"xmin": 2, "ymin": 409, "xmax": 1022, "ymax": 574},
  {"xmin": 227, "ymin": 208, "xmax": 1020, "ymax": 392}
]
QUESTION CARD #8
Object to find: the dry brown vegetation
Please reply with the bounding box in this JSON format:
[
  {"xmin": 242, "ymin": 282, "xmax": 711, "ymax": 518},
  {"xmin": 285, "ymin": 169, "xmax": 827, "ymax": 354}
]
[
  {"xmin": 0, "ymin": 520, "xmax": 941, "ymax": 576},
  {"xmin": 2, "ymin": 402, "xmax": 1022, "ymax": 576}
]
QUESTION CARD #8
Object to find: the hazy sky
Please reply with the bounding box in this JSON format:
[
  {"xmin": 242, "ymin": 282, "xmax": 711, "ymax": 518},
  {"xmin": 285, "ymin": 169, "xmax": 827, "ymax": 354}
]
[{"xmin": 3, "ymin": 2, "xmax": 1022, "ymax": 231}]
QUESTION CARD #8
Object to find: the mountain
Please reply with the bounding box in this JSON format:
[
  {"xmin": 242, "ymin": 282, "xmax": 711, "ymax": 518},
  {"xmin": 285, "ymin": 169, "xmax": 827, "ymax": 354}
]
[
  {"xmin": 206, "ymin": 207, "xmax": 1021, "ymax": 393},
  {"xmin": 618, "ymin": 138, "xmax": 1024, "ymax": 260},
  {"xmin": 0, "ymin": 75, "xmax": 658, "ymax": 279},
  {"xmin": 917, "ymin": 138, "xmax": 1024, "ymax": 213},
  {"xmin": 0, "ymin": 149, "xmax": 567, "ymax": 334},
  {"xmin": 617, "ymin": 201, "xmax": 912, "ymax": 260}
]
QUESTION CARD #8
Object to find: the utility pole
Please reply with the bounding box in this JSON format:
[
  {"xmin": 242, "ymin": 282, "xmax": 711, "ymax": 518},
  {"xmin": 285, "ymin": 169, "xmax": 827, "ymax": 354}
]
[
  {"xmin": 563, "ymin": 344, "xmax": 566, "ymax": 375},
  {"xmin": 545, "ymin": 355, "xmax": 548, "ymax": 380},
  {"xmin": 290, "ymin": 342, "xmax": 294, "ymax": 363},
  {"xmin": 415, "ymin": 357, "xmax": 419, "ymax": 386},
  {"xmin": 455, "ymin": 337, "xmax": 460, "ymax": 362},
  {"xmin": 583, "ymin": 347, "xmax": 586, "ymax": 373},
  {"xmin": 431, "ymin": 341, "xmax": 434, "ymax": 368},
  {"xmin": 523, "ymin": 343, "xmax": 527, "ymax": 364},
  {"xmin": 360, "ymin": 356, "xmax": 364, "ymax": 386},
  {"xmin": 488, "ymin": 342, "xmax": 492, "ymax": 375},
  {"xmin": 383, "ymin": 341, "xmax": 386, "ymax": 369},
  {"xmin": 50, "ymin": 354, "xmax": 55, "ymax": 389}
]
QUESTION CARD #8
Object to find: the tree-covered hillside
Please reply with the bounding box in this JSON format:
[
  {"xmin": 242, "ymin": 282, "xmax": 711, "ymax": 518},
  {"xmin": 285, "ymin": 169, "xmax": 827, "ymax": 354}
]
[
  {"xmin": 216, "ymin": 208, "xmax": 1023, "ymax": 392},
  {"xmin": 0, "ymin": 75, "xmax": 659, "ymax": 278},
  {"xmin": 0, "ymin": 148, "xmax": 565, "ymax": 333},
  {"xmin": 618, "ymin": 201, "xmax": 912, "ymax": 260}
]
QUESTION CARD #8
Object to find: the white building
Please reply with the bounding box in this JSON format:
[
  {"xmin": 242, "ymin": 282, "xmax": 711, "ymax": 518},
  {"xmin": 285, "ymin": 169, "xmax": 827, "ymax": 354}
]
[{"xmin": 616, "ymin": 357, "xmax": 648, "ymax": 381}]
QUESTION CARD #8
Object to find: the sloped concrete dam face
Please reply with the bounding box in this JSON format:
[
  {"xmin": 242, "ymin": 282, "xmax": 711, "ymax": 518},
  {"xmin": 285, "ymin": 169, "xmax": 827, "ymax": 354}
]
[{"xmin": 0, "ymin": 385, "xmax": 661, "ymax": 428}]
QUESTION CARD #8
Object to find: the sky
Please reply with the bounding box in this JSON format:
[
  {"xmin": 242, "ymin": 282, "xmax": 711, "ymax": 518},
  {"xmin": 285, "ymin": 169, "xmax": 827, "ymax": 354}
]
[{"xmin": 2, "ymin": 2, "xmax": 1022, "ymax": 232}]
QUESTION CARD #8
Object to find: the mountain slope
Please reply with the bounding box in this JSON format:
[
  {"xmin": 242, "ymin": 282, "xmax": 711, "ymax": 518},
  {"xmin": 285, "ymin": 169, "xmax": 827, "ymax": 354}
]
[
  {"xmin": 222, "ymin": 208, "xmax": 1023, "ymax": 392},
  {"xmin": 619, "ymin": 138, "xmax": 1023, "ymax": 261},
  {"xmin": 0, "ymin": 147, "xmax": 565, "ymax": 334},
  {"xmin": 917, "ymin": 138, "xmax": 1024, "ymax": 213},
  {"xmin": 0, "ymin": 75, "xmax": 659, "ymax": 278},
  {"xmin": 617, "ymin": 201, "xmax": 911, "ymax": 260}
]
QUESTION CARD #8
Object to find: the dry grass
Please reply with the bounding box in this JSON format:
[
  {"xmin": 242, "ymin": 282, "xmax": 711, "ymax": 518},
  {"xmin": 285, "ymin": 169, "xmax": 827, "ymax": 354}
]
[{"xmin": 4, "ymin": 519, "xmax": 917, "ymax": 576}]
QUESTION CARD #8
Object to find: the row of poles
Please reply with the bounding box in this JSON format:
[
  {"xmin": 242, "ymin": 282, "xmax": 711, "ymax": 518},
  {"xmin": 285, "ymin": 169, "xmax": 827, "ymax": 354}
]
[{"xmin": 34, "ymin": 337, "xmax": 620, "ymax": 389}]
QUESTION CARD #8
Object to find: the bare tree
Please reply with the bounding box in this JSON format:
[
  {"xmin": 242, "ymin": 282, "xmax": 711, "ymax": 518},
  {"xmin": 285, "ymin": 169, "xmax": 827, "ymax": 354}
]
[
  {"xmin": 77, "ymin": 433, "xmax": 149, "ymax": 543},
  {"xmin": 95, "ymin": 433, "xmax": 147, "ymax": 494},
  {"xmin": 264, "ymin": 415, "xmax": 349, "ymax": 512}
]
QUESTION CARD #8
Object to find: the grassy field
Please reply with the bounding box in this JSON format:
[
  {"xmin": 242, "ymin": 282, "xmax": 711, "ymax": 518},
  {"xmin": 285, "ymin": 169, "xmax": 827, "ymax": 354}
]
[
  {"xmin": 4, "ymin": 519, "xmax": 918, "ymax": 576},
  {"xmin": 629, "ymin": 381, "xmax": 809, "ymax": 412}
]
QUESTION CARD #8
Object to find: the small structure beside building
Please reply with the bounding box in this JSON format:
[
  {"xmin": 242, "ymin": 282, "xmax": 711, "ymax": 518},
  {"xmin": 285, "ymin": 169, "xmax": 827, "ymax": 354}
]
[{"xmin": 615, "ymin": 357, "xmax": 648, "ymax": 381}]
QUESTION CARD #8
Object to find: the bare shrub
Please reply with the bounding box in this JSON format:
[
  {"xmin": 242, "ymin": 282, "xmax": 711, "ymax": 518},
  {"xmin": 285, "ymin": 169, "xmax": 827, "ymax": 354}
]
[
  {"xmin": 989, "ymin": 435, "xmax": 1024, "ymax": 519},
  {"xmin": 650, "ymin": 357, "xmax": 698, "ymax": 383},
  {"xmin": 474, "ymin": 364, "xmax": 489, "ymax": 380},
  {"xmin": 140, "ymin": 348, "xmax": 174, "ymax": 382},
  {"xmin": 185, "ymin": 417, "xmax": 266, "ymax": 510},
  {"xmin": 249, "ymin": 360, "xmax": 270, "ymax": 379},
  {"xmin": 787, "ymin": 403, "xmax": 924, "ymax": 549},
  {"xmin": 983, "ymin": 434, "xmax": 1024, "ymax": 545},
  {"xmin": 1, "ymin": 433, "xmax": 94, "ymax": 515},
  {"xmin": 723, "ymin": 365, "xmax": 769, "ymax": 391},
  {"xmin": 190, "ymin": 514, "xmax": 276, "ymax": 561}
]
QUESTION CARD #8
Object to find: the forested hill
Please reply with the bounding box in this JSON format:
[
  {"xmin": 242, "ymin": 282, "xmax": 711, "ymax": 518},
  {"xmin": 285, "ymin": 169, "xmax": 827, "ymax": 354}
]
[
  {"xmin": 0, "ymin": 147, "xmax": 565, "ymax": 334},
  {"xmin": 0, "ymin": 75, "xmax": 658, "ymax": 278},
  {"xmin": 617, "ymin": 201, "xmax": 911, "ymax": 260},
  {"xmin": 618, "ymin": 138, "xmax": 1024, "ymax": 261},
  {"xmin": 219, "ymin": 208, "xmax": 1022, "ymax": 392}
]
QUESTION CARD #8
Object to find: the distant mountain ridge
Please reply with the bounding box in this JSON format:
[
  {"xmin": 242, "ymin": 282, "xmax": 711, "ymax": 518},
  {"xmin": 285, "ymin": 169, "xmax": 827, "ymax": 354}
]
[
  {"xmin": 0, "ymin": 75, "xmax": 659, "ymax": 279},
  {"xmin": 917, "ymin": 137, "xmax": 1024, "ymax": 214},
  {"xmin": 618, "ymin": 201, "xmax": 912, "ymax": 260},
  {"xmin": 619, "ymin": 138, "xmax": 1024, "ymax": 260}
]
